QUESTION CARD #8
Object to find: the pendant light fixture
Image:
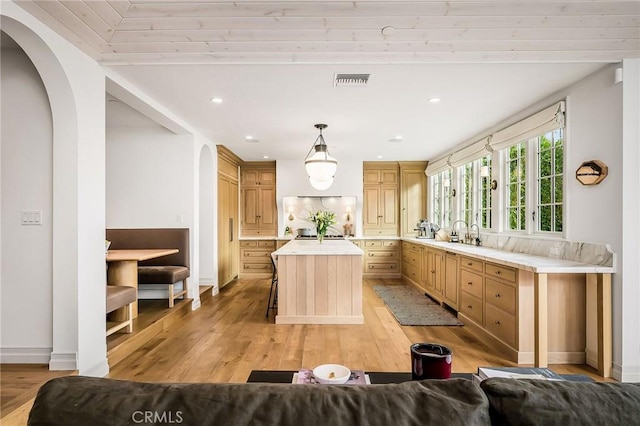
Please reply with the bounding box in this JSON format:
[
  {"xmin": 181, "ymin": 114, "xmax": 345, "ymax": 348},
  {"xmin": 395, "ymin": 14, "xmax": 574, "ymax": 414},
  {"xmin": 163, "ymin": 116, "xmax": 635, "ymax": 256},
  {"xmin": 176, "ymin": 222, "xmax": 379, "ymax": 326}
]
[{"xmin": 305, "ymin": 124, "xmax": 338, "ymax": 190}]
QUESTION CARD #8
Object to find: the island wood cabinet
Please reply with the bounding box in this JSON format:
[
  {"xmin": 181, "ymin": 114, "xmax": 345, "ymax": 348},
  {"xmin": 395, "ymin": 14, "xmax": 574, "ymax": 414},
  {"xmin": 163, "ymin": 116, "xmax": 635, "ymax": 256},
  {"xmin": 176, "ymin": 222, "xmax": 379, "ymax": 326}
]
[
  {"xmin": 362, "ymin": 163, "xmax": 399, "ymax": 236},
  {"xmin": 240, "ymin": 162, "xmax": 277, "ymax": 237}
]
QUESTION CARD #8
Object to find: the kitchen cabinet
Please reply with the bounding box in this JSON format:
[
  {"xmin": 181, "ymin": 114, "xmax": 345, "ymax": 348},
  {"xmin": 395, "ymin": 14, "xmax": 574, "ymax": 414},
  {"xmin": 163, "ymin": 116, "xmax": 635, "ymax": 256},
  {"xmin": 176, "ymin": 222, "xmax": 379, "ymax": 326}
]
[
  {"xmin": 240, "ymin": 162, "xmax": 277, "ymax": 237},
  {"xmin": 422, "ymin": 248, "xmax": 444, "ymax": 303},
  {"xmin": 239, "ymin": 239, "xmax": 276, "ymax": 278},
  {"xmin": 459, "ymin": 256, "xmax": 484, "ymax": 326},
  {"xmin": 363, "ymin": 162, "xmax": 399, "ymax": 236},
  {"xmin": 217, "ymin": 146, "xmax": 241, "ymax": 288},
  {"xmin": 444, "ymin": 252, "xmax": 459, "ymax": 310},
  {"xmin": 401, "ymin": 241, "xmax": 423, "ymax": 288},
  {"xmin": 399, "ymin": 162, "xmax": 428, "ymax": 237},
  {"xmin": 362, "ymin": 239, "xmax": 400, "ymax": 277}
]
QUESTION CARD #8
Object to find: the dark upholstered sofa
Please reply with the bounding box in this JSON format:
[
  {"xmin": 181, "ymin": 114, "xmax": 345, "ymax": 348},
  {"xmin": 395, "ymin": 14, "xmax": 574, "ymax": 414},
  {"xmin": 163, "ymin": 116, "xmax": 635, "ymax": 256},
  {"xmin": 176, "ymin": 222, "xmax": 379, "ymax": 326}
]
[
  {"xmin": 28, "ymin": 376, "xmax": 640, "ymax": 426},
  {"xmin": 106, "ymin": 228, "xmax": 190, "ymax": 307}
]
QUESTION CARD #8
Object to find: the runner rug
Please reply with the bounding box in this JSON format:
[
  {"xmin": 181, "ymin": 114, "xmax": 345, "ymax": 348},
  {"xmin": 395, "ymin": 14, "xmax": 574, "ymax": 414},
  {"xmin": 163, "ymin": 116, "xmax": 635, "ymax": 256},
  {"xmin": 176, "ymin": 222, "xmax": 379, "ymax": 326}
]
[{"xmin": 373, "ymin": 285, "xmax": 463, "ymax": 326}]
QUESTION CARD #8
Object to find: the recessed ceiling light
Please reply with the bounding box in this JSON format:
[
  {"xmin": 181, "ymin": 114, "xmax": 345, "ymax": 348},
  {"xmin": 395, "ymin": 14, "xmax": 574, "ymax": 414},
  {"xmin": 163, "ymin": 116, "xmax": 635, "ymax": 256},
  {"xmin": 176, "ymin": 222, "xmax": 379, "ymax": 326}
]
[
  {"xmin": 263, "ymin": 155, "xmax": 269, "ymax": 159},
  {"xmin": 428, "ymin": 97, "xmax": 441, "ymax": 103},
  {"xmin": 210, "ymin": 97, "xmax": 223, "ymax": 104},
  {"xmin": 377, "ymin": 155, "xmax": 384, "ymax": 159},
  {"xmin": 388, "ymin": 136, "xmax": 403, "ymax": 143},
  {"xmin": 245, "ymin": 136, "xmax": 259, "ymax": 143}
]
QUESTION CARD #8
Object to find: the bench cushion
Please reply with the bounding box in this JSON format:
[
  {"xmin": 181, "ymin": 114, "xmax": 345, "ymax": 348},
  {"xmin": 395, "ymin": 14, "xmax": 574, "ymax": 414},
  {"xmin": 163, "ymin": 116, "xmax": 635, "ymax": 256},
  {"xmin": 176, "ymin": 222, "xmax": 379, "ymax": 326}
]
[
  {"xmin": 106, "ymin": 286, "xmax": 136, "ymax": 314},
  {"xmin": 138, "ymin": 266, "xmax": 190, "ymax": 285}
]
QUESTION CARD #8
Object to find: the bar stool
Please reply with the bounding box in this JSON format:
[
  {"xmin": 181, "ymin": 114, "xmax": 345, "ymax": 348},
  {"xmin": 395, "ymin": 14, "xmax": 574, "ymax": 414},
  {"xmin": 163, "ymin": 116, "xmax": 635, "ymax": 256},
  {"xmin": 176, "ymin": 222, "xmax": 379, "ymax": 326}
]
[{"xmin": 266, "ymin": 252, "xmax": 278, "ymax": 317}]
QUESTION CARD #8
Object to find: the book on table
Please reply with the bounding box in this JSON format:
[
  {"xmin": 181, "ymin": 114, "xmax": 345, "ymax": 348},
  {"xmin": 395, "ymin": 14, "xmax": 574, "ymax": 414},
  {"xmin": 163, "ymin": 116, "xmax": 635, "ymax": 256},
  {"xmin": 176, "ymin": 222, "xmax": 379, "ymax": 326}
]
[
  {"xmin": 293, "ymin": 369, "xmax": 370, "ymax": 385},
  {"xmin": 476, "ymin": 367, "xmax": 565, "ymax": 382}
]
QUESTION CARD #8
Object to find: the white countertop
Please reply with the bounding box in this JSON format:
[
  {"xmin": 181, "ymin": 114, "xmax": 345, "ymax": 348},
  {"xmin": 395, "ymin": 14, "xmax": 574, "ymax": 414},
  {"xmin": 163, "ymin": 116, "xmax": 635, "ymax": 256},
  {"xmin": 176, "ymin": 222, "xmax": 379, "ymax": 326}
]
[
  {"xmin": 402, "ymin": 237, "xmax": 616, "ymax": 274},
  {"xmin": 274, "ymin": 239, "xmax": 364, "ymax": 256}
]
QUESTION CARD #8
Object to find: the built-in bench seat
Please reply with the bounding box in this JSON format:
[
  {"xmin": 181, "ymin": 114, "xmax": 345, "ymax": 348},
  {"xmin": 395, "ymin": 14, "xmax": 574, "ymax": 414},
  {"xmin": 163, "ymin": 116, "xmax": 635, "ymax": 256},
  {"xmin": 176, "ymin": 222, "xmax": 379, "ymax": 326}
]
[
  {"xmin": 106, "ymin": 285, "xmax": 136, "ymax": 336},
  {"xmin": 106, "ymin": 228, "xmax": 190, "ymax": 307}
]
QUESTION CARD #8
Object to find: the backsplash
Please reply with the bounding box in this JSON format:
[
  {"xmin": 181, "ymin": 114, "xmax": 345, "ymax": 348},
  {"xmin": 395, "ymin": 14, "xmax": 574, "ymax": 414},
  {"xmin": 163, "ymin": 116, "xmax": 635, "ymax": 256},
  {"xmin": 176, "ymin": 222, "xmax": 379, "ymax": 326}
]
[
  {"xmin": 282, "ymin": 196, "xmax": 357, "ymax": 237},
  {"xmin": 479, "ymin": 233, "xmax": 615, "ymax": 267}
]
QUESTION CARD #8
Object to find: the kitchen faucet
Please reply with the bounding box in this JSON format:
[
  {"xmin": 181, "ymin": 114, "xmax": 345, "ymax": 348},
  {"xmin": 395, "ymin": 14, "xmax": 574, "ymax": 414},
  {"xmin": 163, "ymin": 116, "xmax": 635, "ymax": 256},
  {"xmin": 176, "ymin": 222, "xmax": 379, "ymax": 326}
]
[
  {"xmin": 450, "ymin": 220, "xmax": 469, "ymax": 243},
  {"xmin": 470, "ymin": 223, "xmax": 481, "ymax": 246}
]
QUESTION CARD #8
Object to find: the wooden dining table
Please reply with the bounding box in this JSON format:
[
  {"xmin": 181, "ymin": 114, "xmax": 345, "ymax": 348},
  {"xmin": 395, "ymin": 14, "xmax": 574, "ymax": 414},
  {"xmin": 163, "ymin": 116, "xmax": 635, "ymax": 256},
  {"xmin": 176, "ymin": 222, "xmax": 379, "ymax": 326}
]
[{"xmin": 106, "ymin": 249, "xmax": 178, "ymax": 319}]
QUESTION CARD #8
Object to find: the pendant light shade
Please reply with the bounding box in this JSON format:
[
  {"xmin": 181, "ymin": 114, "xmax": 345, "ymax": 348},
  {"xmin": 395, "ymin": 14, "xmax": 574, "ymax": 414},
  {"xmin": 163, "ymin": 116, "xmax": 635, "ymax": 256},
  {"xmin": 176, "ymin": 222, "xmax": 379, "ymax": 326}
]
[{"xmin": 305, "ymin": 124, "xmax": 337, "ymax": 190}]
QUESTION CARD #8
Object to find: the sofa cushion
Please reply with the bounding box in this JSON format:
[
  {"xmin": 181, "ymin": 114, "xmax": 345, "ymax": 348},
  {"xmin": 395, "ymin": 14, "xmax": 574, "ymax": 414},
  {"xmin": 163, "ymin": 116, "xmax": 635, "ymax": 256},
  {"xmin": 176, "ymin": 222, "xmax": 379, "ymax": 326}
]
[
  {"xmin": 105, "ymin": 286, "xmax": 136, "ymax": 314},
  {"xmin": 28, "ymin": 376, "xmax": 490, "ymax": 426},
  {"xmin": 480, "ymin": 377, "xmax": 640, "ymax": 426},
  {"xmin": 138, "ymin": 265, "xmax": 190, "ymax": 285}
]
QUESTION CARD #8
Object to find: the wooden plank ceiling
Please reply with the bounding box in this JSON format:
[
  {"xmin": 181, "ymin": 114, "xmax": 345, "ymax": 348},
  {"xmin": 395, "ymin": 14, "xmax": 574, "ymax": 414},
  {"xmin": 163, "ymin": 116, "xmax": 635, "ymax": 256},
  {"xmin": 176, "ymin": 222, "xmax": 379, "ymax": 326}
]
[{"xmin": 14, "ymin": 1, "xmax": 640, "ymax": 64}]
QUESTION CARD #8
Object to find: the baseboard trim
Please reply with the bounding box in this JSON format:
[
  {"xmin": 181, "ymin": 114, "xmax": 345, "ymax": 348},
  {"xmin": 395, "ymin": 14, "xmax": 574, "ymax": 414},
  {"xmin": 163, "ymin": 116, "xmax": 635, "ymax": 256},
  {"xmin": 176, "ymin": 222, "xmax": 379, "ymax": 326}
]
[
  {"xmin": 612, "ymin": 363, "xmax": 640, "ymax": 382},
  {"xmin": 0, "ymin": 347, "xmax": 52, "ymax": 364},
  {"xmin": 49, "ymin": 351, "xmax": 77, "ymax": 371},
  {"xmin": 81, "ymin": 358, "xmax": 109, "ymax": 377}
]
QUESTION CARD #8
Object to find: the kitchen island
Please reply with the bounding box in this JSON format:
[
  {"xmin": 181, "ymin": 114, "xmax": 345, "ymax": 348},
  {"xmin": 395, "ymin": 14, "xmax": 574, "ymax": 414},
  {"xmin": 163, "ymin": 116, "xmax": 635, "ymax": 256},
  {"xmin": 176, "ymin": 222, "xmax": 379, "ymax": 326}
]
[{"xmin": 273, "ymin": 239, "xmax": 364, "ymax": 324}]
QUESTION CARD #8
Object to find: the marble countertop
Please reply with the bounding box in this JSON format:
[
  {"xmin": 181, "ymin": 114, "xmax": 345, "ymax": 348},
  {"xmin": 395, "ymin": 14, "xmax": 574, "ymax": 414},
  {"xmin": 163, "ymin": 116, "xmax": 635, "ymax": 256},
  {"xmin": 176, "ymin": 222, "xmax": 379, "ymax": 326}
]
[
  {"xmin": 274, "ymin": 239, "xmax": 364, "ymax": 256},
  {"xmin": 402, "ymin": 237, "xmax": 616, "ymax": 274}
]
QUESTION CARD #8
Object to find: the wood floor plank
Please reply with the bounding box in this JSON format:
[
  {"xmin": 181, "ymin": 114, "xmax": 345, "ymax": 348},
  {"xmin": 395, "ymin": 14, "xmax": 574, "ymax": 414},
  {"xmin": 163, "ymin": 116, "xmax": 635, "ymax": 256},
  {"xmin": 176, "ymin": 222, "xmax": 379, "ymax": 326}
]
[{"xmin": 2, "ymin": 276, "xmax": 612, "ymax": 421}]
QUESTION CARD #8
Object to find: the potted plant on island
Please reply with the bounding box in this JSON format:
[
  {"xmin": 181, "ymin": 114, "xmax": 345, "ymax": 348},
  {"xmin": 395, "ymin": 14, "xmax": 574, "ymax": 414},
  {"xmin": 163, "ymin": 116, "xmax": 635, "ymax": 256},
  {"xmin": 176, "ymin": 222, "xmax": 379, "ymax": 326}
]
[{"xmin": 309, "ymin": 210, "xmax": 336, "ymax": 243}]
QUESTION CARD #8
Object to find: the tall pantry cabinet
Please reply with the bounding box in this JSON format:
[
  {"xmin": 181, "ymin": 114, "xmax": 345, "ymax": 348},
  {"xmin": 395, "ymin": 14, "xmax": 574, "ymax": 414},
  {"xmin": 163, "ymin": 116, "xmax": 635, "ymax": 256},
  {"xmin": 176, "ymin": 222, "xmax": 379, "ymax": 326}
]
[{"xmin": 217, "ymin": 146, "xmax": 241, "ymax": 288}]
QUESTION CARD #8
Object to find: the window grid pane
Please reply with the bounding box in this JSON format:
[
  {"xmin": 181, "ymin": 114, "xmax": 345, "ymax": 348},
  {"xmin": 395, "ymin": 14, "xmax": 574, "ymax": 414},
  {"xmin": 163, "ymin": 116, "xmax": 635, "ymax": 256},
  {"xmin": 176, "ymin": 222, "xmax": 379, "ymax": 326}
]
[
  {"xmin": 459, "ymin": 163, "xmax": 473, "ymax": 225},
  {"xmin": 536, "ymin": 129, "xmax": 564, "ymax": 233},
  {"xmin": 506, "ymin": 142, "xmax": 527, "ymax": 231}
]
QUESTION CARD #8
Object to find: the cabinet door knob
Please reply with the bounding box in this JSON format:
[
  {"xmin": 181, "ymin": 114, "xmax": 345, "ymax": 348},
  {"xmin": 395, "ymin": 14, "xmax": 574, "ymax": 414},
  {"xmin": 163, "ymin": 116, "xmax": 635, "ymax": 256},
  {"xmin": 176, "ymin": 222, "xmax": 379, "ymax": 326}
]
[
  {"xmin": 467, "ymin": 281, "xmax": 472, "ymax": 285},
  {"xmin": 467, "ymin": 305, "xmax": 472, "ymax": 309},
  {"xmin": 495, "ymin": 320, "xmax": 501, "ymax": 325},
  {"xmin": 495, "ymin": 293, "xmax": 501, "ymax": 298},
  {"xmin": 467, "ymin": 262, "xmax": 472, "ymax": 266},
  {"xmin": 495, "ymin": 270, "xmax": 501, "ymax": 275}
]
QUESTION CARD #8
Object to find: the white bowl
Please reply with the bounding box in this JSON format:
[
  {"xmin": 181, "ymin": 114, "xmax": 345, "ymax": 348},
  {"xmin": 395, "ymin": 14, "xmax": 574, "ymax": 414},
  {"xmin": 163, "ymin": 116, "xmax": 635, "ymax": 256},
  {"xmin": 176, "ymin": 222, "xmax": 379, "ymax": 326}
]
[{"xmin": 312, "ymin": 364, "xmax": 351, "ymax": 384}]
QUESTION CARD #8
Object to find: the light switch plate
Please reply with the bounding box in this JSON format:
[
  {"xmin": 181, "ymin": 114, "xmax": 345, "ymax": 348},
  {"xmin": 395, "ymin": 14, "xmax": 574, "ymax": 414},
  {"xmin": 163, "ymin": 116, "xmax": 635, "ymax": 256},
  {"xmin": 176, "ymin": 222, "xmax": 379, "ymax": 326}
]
[{"xmin": 21, "ymin": 210, "xmax": 42, "ymax": 225}]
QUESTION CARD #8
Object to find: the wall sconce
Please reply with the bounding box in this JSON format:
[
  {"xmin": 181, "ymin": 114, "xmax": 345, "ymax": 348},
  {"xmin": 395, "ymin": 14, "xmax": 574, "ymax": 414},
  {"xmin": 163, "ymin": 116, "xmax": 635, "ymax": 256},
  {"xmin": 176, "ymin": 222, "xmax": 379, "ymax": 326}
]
[
  {"xmin": 345, "ymin": 206, "xmax": 351, "ymax": 222},
  {"xmin": 480, "ymin": 165, "xmax": 490, "ymax": 178},
  {"xmin": 288, "ymin": 206, "xmax": 294, "ymax": 221},
  {"xmin": 443, "ymin": 178, "xmax": 451, "ymax": 188},
  {"xmin": 576, "ymin": 160, "xmax": 608, "ymax": 185}
]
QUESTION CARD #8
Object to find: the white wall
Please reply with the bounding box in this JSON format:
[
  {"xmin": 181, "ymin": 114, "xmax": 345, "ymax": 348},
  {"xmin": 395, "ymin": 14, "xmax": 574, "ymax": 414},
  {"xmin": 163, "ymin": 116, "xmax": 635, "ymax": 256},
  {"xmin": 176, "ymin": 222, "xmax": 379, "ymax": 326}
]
[
  {"xmin": 1, "ymin": 46, "xmax": 53, "ymax": 358},
  {"xmin": 198, "ymin": 144, "xmax": 215, "ymax": 285},
  {"xmin": 106, "ymin": 126, "xmax": 197, "ymax": 300},
  {"xmin": 2, "ymin": 2, "xmax": 108, "ymax": 376},
  {"xmin": 276, "ymin": 158, "xmax": 363, "ymax": 236}
]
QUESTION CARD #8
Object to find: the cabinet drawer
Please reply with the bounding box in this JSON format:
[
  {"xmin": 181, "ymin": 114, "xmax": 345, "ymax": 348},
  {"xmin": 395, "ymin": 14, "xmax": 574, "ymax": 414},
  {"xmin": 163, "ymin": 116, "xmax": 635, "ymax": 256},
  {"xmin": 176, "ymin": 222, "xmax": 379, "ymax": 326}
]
[
  {"xmin": 364, "ymin": 240, "xmax": 382, "ymax": 248},
  {"xmin": 485, "ymin": 279, "xmax": 516, "ymax": 315},
  {"xmin": 240, "ymin": 240, "xmax": 257, "ymax": 247},
  {"xmin": 365, "ymin": 261, "xmax": 399, "ymax": 272},
  {"xmin": 402, "ymin": 250, "xmax": 420, "ymax": 267},
  {"xmin": 383, "ymin": 240, "xmax": 399, "ymax": 248},
  {"xmin": 367, "ymin": 250, "xmax": 398, "ymax": 259},
  {"xmin": 485, "ymin": 263, "xmax": 517, "ymax": 283},
  {"xmin": 485, "ymin": 304, "xmax": 516, "ymax": 347},
  {"xmin": 461, "ymin": 256, "xmax": 483, "ymax": 273},
  {"xmin": 460, "ymin": 270, "xmax": 483, "ymax": 299},
  {"xmin": 460, "ymin": 291, "xmax": 483, "ymax": 325},
  {"xmin": 241, "ymin": 263, "xmax": 272, "ymax": 272},
  {"xmin": 241, "ymin": 250, "xmax": 272, "ymax": 262},
  {"xmin": 403, "ymin": 264, "xmax": 420, "ymax": 282},
  {"xmin": 257, "ymin": 240, "xmax": 276, "ymax": 248}
]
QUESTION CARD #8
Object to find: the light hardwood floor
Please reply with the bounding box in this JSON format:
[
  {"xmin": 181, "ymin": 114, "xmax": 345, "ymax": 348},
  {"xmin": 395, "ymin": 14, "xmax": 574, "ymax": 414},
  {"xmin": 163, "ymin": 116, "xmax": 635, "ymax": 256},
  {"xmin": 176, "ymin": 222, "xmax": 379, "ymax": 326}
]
[{"xmin": 1, "ymin": 276, "xmax": 606, "ymax": 424}]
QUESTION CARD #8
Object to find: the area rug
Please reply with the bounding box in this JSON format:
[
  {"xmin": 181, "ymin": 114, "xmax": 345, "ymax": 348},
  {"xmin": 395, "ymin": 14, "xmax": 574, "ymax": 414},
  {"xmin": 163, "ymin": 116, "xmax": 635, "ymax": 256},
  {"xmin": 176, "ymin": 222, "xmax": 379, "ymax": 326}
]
[{"xmin": 373, "ymin": 285, "xmax": 463, "ymax": 326}]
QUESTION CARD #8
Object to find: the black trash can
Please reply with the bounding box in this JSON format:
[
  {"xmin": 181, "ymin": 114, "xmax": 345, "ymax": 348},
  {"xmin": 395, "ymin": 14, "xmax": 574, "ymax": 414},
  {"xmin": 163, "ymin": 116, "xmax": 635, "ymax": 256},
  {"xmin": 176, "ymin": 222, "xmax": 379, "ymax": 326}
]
[{"xmin": 410, "ymin": 343, "xmax": 452, "ymax": 380}]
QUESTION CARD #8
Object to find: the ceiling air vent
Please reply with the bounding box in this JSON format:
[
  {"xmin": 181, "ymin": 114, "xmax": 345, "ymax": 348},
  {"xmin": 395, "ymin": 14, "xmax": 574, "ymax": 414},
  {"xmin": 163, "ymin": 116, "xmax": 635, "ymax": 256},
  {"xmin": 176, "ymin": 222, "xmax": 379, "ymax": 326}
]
[{"xmin": 334, "ymin": 73, "xmax": 370, "ymax": 87}]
